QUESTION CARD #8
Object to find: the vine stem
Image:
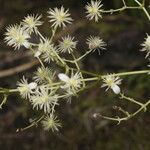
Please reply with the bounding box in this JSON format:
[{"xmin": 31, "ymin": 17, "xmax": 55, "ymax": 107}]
[
  {"xmin": 97, "ymin": 100, "xmax": 150, "ymax": 123},
  {"xmin": 142, "ymin": 7, "xmax": 150, "ymax": 21},
  {"xmin": 37, "ymin": 31, "xmax": 45, "ymax": 41},
  {"xmin": 0, "ymin": 70, "xmax": 149, "ymax": 93},
  {"xmin": 0, "ymin": 94, "xmax": 8, "ymax": 109},
  {"xmin": 71, "ymin": 54, "xmax": 86, "ymax": 87},
  {"xmin": 122, "ymin": 0, "xmax": 126, "ymax": 7},
  {"xmin": 100, "ymin": 6, "xmax": 142, "ymax": 14},
  {"xmin": 73, "ymin": 50, "xmax": 92, "ymax": 62},
  {"xmin": 16, "ymin": 115, "xmax": 45, "ymax": 132},
  {"xmin": 107, "ymin": 70, "xmax": 150, "ymax": 77},
  {"xmin": 99, "ymin": 0, "xmax": 150, "ymax": 21},
  {"xmin": 81, "ymin": 70, "xmax": 150, "ymax": 82},
  {"xmin": 134, "ymin": 0, "xmax": 150, "ymax": 21},
  {"xmin": 0, "ymin": 89, "xmax": 18, "ymax": 94},
  {"xmin": 120, "ymin": 93, "xmax": 144, "ymax": 107}
]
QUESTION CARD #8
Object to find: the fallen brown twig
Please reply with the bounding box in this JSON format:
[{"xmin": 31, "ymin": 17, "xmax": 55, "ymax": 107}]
[{"xmin": 0, "ymin": 60, "xmax": 39, "ymax": 78}]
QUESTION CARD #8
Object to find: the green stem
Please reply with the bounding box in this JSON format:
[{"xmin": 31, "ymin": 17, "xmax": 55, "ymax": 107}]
[
  {"xmin": 134, "ymin": 0, "xmax": 150, "ymax": 21},
  {"xmin": 81, "ymin": 70, "xmax": 150, "ymax": 82},
  {"xmin": 120, "ymin": 93, "xmax": 144, "ymax": 107},
  {"xmin": 74, "ymin": 50, "xmax": 92, "ymax": 62},
  {"xmin": 16, "ymin": 115, "xmax": 45, "ymax": 132},
  {"xmin": 98, "ymin": 100, "xmax": 150, "ymax": 123},
  {"xmin": 0, "ymin": 94, "xmax": 8, "ymax": 109},
  {"xmin": 0, "ymin": 89, "xmax": 18, "ymax": 94},
  {"xmin": 0, "ymin": 70, "xmax": 149, "ymax": 94},
  {"xmin": 64, "ymin": 50, "xmax": 92, "ymax": 64},
  {"xmin": 105, "ymin": 70, "xmax": 150, "ymax": 77},
  {"xmin": 142, "ymin": 0, "xmax": 145, "ymax": 6},
  {"xmin": 100, "ymin": 6, "xmax": 142, "ymax": 14},
  {"xmin": 122, "ymin": 0, "xmax": 126, "ymax": 7},
  {"xmin": 69, "ymin": 68, "xmax": 98, "ymax": 76},
  {"xmin": 37, "ymin": 31, "xmax": 45, "ymax": 41},
  {"xmin": 50, "ymin": 27, "xmax": 57, "ymax": 42},
  {"xmin": 71, "ymin": 54, "xmax": 86, "ymax": 87},
  {"xmin": 37, "ymin": 56, "xmax": 45, "ymax": 68},
  {"xmin": 142, "ymin": 7, "xmax": 150, "ymax": 21}
]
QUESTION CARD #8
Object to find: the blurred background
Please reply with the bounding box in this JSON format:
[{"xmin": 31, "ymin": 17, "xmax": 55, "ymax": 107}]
[{"xmin": 0, "ymin": 0, "xmax": 150, "ymax": 149}]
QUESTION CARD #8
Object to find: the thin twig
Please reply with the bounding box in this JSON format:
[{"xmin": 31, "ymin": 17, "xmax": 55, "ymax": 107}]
[{"xmin": 95, "ymin": 100, "xmax": 150, "ymax": 124}]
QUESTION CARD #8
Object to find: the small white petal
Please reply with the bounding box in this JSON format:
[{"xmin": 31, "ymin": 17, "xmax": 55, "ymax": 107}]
[
  {"xmin": 28, "ymin": 82, "xmax": 37, "ymax": 90},
  {"xmin": 112, "ymin": 85, "xmax": 120, "ymax": 94},
  {"xmin": 58, "ymin": 73, "xmax": 69, "ymax": 82},
  {"xmin": 23, "ymin": 41, "xmax": 30, "ymax": 48},
  {"xmin": 34, "ymin": 51, "xmax": 42, "ymax": 57}
]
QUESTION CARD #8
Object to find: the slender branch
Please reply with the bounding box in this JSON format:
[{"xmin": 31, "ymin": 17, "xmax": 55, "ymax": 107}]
[
  {"xmin": 0, "ymin": 94, "xmax": 8, "ymax": 109},
  {"xmin": 104, "ymin": 70, "xmax": 150, "ymax": 77},
  {"xmin": 142, "ymin": 0, "xmax": 145, "ymax": 6},
  {"xmin": 99, "ymin": 0, "xmax": 150, "ymax": 21},
  {"xmin": 134, "ymin": 0, "xmax": 150, "ymax": 21},
  {"xmin": 37, "ymin": 31, "xmax": 45, "ymax": 41},
  {"xmin": 71, "ymin": 54, "xmax": 86, "ymax": 87},
  {"xmin": 95, "ymin": 100, "xmax": 150, "ymax": 124},
  {"xmin": 37, "ymin": 56, "xmax": 45, "ymax": 68},
  {"xmin": 81, "ymin": 70, "xmax": 150, "ymax": 82},
  {"xmin": 122, "ymin": 0, "xmax": 126, "ymax": 7},
  {"xmin": 63, "ymin": 50, "xmax": 92, "ymax": 63},
  {"xmin": 0, "ymin": 69, "xmax": 149, "ymax": 94},
  {"xmin": 134, "ymin": 0, "xmax": 142, "ymax": 6},
  {"xmin": 16, "ymin": 115, "xmax": 44, "ymax": 132},
  {"xmin": 142, "ymin": 7, "xmax": 150, "ymax": 21},
  {"xmin": 69, "ymin": 67, "xmax": 98, "ymax": 76},
  {"xmin": 113, "ymin": 106, "xmax": 130, "ymax": 117},
  {"xmin": 74, "ymin": 50, "xmax": 92, "ymax": 62},
  {"xmin": 0, "ymin": 89, "xmax": 18, "ymax": 94},
  {"xmin": 100, "ymin": 6, "xmax": 142, "ymax": 14},
  {"xmin": 120, "ymin": 93, "xmax": 144, "ymax": 107},
  {"xmin": 50, "ymin": 27, "xmax": 57, "ymax": 42}
]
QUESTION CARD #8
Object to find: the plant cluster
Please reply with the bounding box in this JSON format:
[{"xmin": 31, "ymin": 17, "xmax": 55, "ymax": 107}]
[{"xmin": 0, "ymin": 0, "xmax": 150, "ymax": 132}]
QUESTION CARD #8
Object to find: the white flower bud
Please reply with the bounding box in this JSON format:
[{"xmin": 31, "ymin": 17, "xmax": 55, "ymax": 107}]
[
  {"xmin": 28, "ymin": 82, "xmax": 37, "ymax": 90},
  {"xmin": 58, "ymin": 73, "xmax": 69, "ymax": 82},
  {"xmin": 111, "ymin": 84, "xmax": 120, "ymax": 94}
]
